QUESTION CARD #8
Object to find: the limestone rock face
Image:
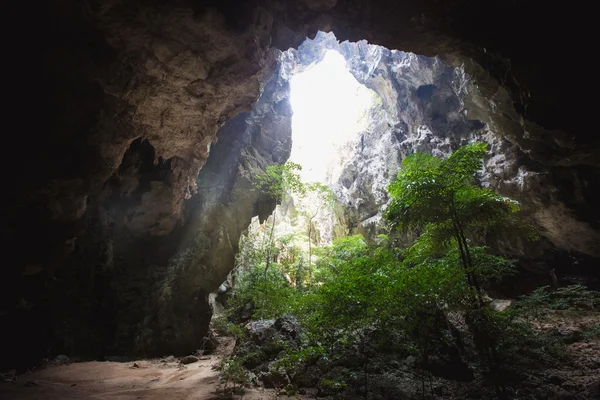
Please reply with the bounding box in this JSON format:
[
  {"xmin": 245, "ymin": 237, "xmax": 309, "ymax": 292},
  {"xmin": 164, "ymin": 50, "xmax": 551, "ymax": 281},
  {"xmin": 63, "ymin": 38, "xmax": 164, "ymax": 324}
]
[
  {"xmin": 132, "ymin": 59, "xmax": 293, "ymax": 356},
  {"xmin": 5, "ymin": 32, "xmax": 292, "ymax": 365},
  {"xmin": 6, "ymin": 1, "xmax": 283, "ymax": 368},
  {"xmin": 290, "ymin": 33, "xmax": 600, "ymax": 266},
  {"xmin": 3, "ymin": 0, "xmax": 598, "ymax": 369}
]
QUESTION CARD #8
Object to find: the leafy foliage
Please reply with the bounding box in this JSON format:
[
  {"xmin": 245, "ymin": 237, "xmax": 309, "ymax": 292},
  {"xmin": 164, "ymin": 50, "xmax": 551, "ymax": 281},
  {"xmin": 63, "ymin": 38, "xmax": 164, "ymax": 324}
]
[
  {"xmin": 217, "ymin": 356, "xmax": 249, "ymax": 394},
  {"xmin": 385, "ymin": 143, "xmax": 530, "ymax": 302},
  {"xmin": 211, "ymin": 316, "xmax": 246, "ymax": 341},
  {"xmin": 253, "ymin": 161, "xmax": 306, "ymax": 202},
  {"xmin": 514, "ymin": 284, "xmax": 600, "ymax": 318},
  {"xmin": 319, "ymin": 377, "xmax": 347, "ymax": 392},
  {"xmin": 482, "ymin": 308, "xmax": 566, "ymax": 363},
  {"xmin": 273, "ymin": 346, "xmax": 328, "ymax": 374},
  {"xmin": 297, "ymin": 182, "xmax": 336, "ymax": 272},
  {"xmin": 385, "ymin": 142, "xmax": 534, "ymax": 243},
  {"xmin": 252, "ymin": 162, "xmax": 308, "ymax": 317},
  {"xmin": 221, "ymin": 145, "xmax": 598, "ymax": 397},
  {"xmin": 228, "ymin": 260, "xmax": 297, "ymax": 320},
  {"xmin": 299, "ymin": 238, "xmax": 397, "ymax": 347},
  {"xmin": 384, "ymin": 143, "xmax": 536, "ymax": 395},
  {"xmin": 584, "ymin": 323, "xmax": 600, "ymax": 339}
]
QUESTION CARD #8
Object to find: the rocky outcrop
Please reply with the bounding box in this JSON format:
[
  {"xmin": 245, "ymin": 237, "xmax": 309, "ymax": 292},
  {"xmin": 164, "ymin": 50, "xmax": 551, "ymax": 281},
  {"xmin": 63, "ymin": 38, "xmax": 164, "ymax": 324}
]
[
  {"xmin": 132, "ymin": 59, "xmax": 293, "ymax": 356},
  {"xmin": 3, "ymin": 42, "xmax": 292, "ymax": 367},
  {"xmin": 3, "ymin": 0, "xmax": 598, "ymax": 368}
]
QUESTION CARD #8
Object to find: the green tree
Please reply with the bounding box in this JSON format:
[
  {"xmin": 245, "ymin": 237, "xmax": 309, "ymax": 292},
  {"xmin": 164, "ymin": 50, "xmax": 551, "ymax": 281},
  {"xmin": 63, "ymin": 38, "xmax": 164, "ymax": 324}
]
[
  {"xmin": 254, "ymin": 162, "xmax": 305, "ymax": 280},
  {"xmin": 385, "ymin": 142, "xmax": 529, "ymax": 300},
  {"xmin": 384, "ymin": 142, "xmax": 534, "ymax": 394},
  {"xmin": 253, "ymin": 162, "xmax": 305, "ymax": 317},
  {"xmin": 299, "ymin": 236, "xmax": 394, "ymax": 378},
  {"xmin": 297, "ymin": 182, "xmax": 336, "ymax": 276},
  {"xmin": 232, "ymin": 229, "xmax": 304, "ymax": 319},
  {"xmin": 254, "ymin": 161, "xmax": 306, "ymax": 201},
  {"xmin": 229, "ymin": 259, "xmax": 297, "ymax": 319}
]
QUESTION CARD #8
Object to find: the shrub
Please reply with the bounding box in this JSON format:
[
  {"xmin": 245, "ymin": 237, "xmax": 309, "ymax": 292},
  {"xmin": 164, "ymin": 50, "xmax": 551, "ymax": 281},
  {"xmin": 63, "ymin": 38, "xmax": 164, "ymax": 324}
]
[
  {"xmin": 217, "ymin": 356, "xmax": 249, "ymax": 394},
  {"xmin": 273, "ymin": 346, "xmax": 328, "ymax": 374},
  {"xmin": 514, "ymin": 284, "xmax": 600, "ymax": 318},
  {"xmin": 584, "ymin": 323, "xmax": 600, "ymax": 339},
  {"xmin": 228, "ymin": 263, "xmax": 298, "ymax": 320},
  {"xmin": 211, "ymin": 317, "xmax": 246, "ymax": 341}
]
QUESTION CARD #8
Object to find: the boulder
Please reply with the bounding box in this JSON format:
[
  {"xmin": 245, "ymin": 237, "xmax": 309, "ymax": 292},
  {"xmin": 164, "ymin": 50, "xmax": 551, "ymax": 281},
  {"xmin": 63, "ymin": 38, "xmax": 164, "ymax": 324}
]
[
  {"xmin": 179, "ymin": 355, "xmax": 199, "ymax": 365},
  {"xmin": 292, "ymin": 365, "xmax": 321, "ymax": 387},
  {"xmin": 245, "ymin": 320, "xmax": 277, "ymax": 344},
  {"xmin": 52, "ymin": 355, "xmax": 70, "ymax": 366},
  {"xmin": 245, "ymin": 315, "xmax": 301, "ymax": 345},
  {"xmin": 162, "ymin": 355, "xmax": 176, "ymax": 363},
  {"xmin": 273, "ymin": 315, "xmax": 300, "ymax": 340},
  {"xmin": 259, "ymin": 363, "xmax": 291, "ymax": 388}
]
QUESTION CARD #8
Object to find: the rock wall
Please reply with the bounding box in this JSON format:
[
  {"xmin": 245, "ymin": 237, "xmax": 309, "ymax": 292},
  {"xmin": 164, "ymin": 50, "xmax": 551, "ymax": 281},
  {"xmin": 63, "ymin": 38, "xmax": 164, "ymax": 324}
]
[
  {"xmin": 132, "ymin": 58, "xmax": 294, "ymax": 356},
  {"xmin": 2, "ymin": 48, "xmax": 293, "ymax": 367}
]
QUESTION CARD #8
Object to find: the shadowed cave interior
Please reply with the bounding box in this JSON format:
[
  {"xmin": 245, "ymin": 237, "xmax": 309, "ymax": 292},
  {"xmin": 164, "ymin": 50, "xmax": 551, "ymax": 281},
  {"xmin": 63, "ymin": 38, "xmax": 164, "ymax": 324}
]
[{"xmin": 1, "ymin": 1, "xmax": 599, "ymax": 399}]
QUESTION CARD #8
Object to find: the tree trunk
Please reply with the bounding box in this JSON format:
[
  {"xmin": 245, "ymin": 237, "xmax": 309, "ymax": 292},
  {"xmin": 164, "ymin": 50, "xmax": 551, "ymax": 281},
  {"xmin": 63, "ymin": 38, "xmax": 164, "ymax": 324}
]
[
  {"xmin": 307, "ymin": 209, "xmax": 318, "ymax": 281},
  {"xmin": 265, "ymin": 211, "xmax": 276, "ymax": 278},
  {"xmin": 308, "ymin": 216, "xmax": 313, "ymax": 281},
  {"xmin": 450, "ymin": 196, "xmax": 503, "ymax": 395},
  {"xmin": 261, "ymin": 211, "xmax": 276, "ymax": 318}
]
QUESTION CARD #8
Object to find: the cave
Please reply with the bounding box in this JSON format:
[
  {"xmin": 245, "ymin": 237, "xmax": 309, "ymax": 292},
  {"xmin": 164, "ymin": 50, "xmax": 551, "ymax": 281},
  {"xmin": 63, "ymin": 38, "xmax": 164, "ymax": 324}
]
[{"xmin": 2, "ymin": 0, "xmax": 599, "ymax": 398}]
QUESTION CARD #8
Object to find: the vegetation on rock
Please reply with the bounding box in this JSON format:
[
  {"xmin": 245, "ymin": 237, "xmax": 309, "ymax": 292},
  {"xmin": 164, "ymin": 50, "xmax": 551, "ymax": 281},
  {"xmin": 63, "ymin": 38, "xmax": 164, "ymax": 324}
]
[{"xmin": 215, "ymin": 144, "xmax": 599, "ymax": 399}]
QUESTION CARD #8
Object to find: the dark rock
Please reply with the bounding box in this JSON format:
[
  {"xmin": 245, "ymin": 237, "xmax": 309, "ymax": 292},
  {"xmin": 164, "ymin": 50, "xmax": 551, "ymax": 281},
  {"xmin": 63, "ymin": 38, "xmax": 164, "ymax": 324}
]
[
  {"xmin": 548, "ymin": 373, "xmax": 565, "ymax": 385},
  {"xmin": 52, "ymin": 355, "xmax": 70, "ymax": 366},
  {"xmin": 552, "ymin": 388, "xmax": 576, "ymax": 400},
  {"xmin": 293, "ymin": 365, "xmax": 322, "ymax": 388},
  {"xmin": 428, "ymin": 353, "xmax": 474, "ymax": 382},
  {"xmin": 584, "ymin": 381, "xmax": 600, "ymax": 398},
  {"xmin": 105, "ymin": 356, "xmax": 130, "ymax": 362},
  {"xmin": 273, "ymin": 315, "xmax": 300, "ymax": 340},
  {"xmin": 0, "ymin": 369, "xmax": 16, "ymax": 383},
  {"xmin": 557, "ymin": 326, "xmax": 583, "ymax": 344},
  {"xmin": 259, "ymin": 366, "xmax": 290, "ymax": 388},
  {"xmin": 246, "ymin": 320, "xmax": 277, "ymax": 344},
  {"xmin": 245, "ymin": 315, "xmax": 300, "ymax": 346},
  {"xmin": 179, "ymin": 356, "xmax": 199, "ymax": 365},
  {"xmin": 241, "ymin": 349, "xmax": 267, "ymax": 369},
  {"xmin": 404, "ymin": 356, "xmax": 417, "ymax": 368},
  {"xmin": 561, "ymin": 381, "xmax": 578, "ymax": 391}
]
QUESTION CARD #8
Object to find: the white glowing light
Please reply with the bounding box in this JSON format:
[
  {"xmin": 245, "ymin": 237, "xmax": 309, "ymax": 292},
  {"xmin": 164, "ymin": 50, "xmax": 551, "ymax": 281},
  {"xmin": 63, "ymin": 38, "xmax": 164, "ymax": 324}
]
[{"xmin": 289, "ymin": 50, "xmax": 375, "ymax": 183}]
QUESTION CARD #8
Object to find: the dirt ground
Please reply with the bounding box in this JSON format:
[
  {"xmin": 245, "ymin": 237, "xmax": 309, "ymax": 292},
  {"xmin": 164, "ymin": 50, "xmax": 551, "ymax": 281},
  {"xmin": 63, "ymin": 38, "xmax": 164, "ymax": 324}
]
[
  {"xmin": 0, "ymin": 338, "xmax": 306, "ymax": 400},
  {"xmin": 1, "ymin": 311, "xmax": 598, "ymax": 400}
]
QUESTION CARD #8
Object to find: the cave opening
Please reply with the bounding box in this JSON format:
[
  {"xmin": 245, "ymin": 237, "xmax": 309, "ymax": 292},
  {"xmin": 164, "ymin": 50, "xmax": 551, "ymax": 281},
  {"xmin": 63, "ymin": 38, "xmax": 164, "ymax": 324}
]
[
  {"xmin": 289, "ymin": 49, "xmax": 376, "ymax": 184},
  {"xmin": 221, "ymin": 35, "xmax": 390, "ymax": 304}
]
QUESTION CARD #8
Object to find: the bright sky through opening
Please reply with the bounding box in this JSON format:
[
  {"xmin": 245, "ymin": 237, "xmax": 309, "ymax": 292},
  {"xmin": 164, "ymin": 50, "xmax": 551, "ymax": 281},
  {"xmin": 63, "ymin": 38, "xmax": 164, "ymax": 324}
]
[{"xmin": 289, "ymin": 50, "xmax": 375, "ymax": 183}]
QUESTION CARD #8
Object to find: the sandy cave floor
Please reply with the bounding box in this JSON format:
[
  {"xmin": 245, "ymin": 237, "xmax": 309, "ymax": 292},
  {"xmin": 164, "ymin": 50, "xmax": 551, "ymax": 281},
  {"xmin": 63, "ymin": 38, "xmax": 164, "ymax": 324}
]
[
  {"xmin": 2, "ymin": 311, "xmax": 599, "ymax": 399},
  {"xmin": 0, "ymin": 337, "xmax": 305, "ymax": 400}
]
